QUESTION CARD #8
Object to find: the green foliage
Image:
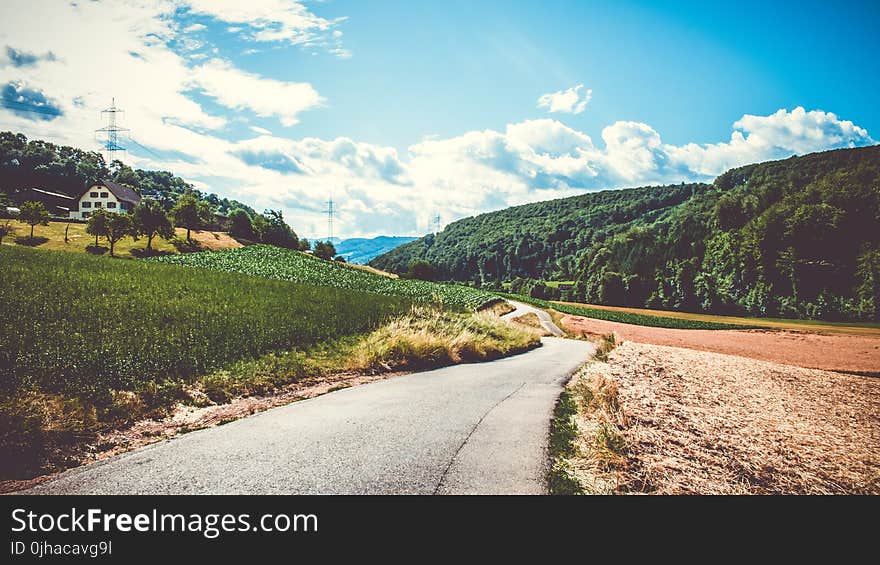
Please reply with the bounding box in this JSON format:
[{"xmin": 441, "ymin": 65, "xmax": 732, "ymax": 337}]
[
  {"xmin": 0, "ymin": 132, "xmax": 255, "ymax": 217},
  {"xmin": 132, "ymin": 199, "xmax": 173, "ymax": 252},
  {"xmin": 374, "ymin": 146, "xmax": 880, "ymax": 321},
  {"xmin": 404, "ymin": 259, "xmax": 439, "ymax": 281},
  {"xmin": 85, "ymin": 208, "xmax": 110, "ymax": 247},
  {"xmin": 227, "ymin": 208, "xmax": 254, "ymax": 240},
  {"xmin": 254, "ymin": 209, "xmax": 298, "ymax": 249},
  {"xmin": 312, "ymin": 240, "xmax": 336, "ymax": 260},
  {"xmin": 0, "ymin": 245, "xmax": 410, "ymax": 401},
  {"xmin": 170, "ymin": 192, "xmax": 214, "ymax": 241},
  {"xmin": 105, "ymin": 212, "xmax": 133, "ymax": 257},
  {"xmin": 17, "ymin": 201, "xmax": 50, "ymax": 238},
  {"xmin": 149, "ymin": 245, "xmax": 500, "ymax": 310}
]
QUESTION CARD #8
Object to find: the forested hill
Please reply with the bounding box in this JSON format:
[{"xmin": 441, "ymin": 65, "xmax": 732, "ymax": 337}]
[
  {"xmin": 0, "ymin": 131, "xmax": 256, "ymax": 216},
  {"xmin": 371, "ymin": 145, "xmax": 880, "ymax": 321}
]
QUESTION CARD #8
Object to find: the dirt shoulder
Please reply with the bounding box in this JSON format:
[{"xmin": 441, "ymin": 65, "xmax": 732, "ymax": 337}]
[
  {"xmin": 565, "ymin": 341, "xmax": 880, "ymax": 494},
  {"xmin": 0, "ymin": 370, "xmax": 404, "ymax": 493},
  {"xmin": 560, "ymin": 314, "xmax": 880, "ymax": 375}
]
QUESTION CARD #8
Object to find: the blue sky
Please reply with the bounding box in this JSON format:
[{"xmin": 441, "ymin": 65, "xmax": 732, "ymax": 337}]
[{"xmin": 0, "ymin": 0, "xmax": 877, "ymax": 238}]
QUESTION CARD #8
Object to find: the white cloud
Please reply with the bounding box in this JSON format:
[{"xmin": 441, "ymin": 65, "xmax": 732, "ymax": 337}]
[
  {"xmin": 189, "ymin": 59, "xmax": 323, "ymax": 126},
  {"xmin": 0, "ymin": 3, "xmax": 873, "ymax": 238},
  {"xmin": 180, "ymin": 0, "xmax": 347, "ymax": 56},
  {"xmin": 537, "ymin": 84, "xmax": 592, "ymax": 114}
]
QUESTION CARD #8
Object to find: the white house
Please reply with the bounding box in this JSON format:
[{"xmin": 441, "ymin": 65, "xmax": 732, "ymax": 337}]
[{"xmin": 69, "ymin": 179, "xmax": 141, "ymax": 220}]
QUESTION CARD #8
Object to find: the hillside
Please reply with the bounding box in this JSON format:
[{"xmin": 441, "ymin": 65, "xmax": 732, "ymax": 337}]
[
  {"xmin": 0, "ymin": 131, "xmax": 255, "ymax": 216},
  {"xmin": 371, "ymin": 146, "xmax": 880, "ymax": 322},
  {"xmin": 334, "ymin": 236, "xmax": 418, "ymax": 264}
]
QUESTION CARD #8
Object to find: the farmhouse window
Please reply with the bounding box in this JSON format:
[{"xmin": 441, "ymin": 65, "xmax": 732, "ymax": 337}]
[
  {"xmin": 82, "ymin": 212, "xmax": 90, "ymax": 218},
  {"xmin": 100, "ymin": 192, "xmax": 109, "ymax": 198},
  {"xmin": 81, "ymin": 202, "xmax": 91, "ymax": 208},
  {"xmin": 95, "ymin": 202, "xmax": 102, "ymax": 208},
  {"xmin": 90, "ymin": 192, "xmax": 98, "ymax": 197},
  {"xmin": 107, "ymin": 202, "xmax": 117, "ymax": 209}
]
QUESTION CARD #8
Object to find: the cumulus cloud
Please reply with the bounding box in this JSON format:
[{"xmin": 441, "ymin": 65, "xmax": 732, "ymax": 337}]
[
  {"xmin": 189, "ymin": 59, "xmax": 323, "ymax": 126},
  {"xmin": 537, "ymin": 84, "xmax": 592, "ymax": 114},
  {"xmin": 0, "ymin": 2, "xmax": 874, "ymax": 239}
]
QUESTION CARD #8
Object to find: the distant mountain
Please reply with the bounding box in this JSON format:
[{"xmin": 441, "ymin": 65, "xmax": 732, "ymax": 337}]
[
  {"xmin": 331, "ymin": 235, "xmax": 418, "ymax": 264},
  {"xmin": 371, "ymin": 146, "xmax": 880, "ymax": 322}
]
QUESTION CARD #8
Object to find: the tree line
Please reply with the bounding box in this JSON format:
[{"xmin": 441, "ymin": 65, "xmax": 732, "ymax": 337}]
[{"xmin": 372, "ymin": 146, "xmax": 880, "ymax": 321}]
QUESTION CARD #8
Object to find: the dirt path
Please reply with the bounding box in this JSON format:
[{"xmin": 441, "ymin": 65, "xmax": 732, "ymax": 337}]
[{"xmin": 561, "ymin": 314, "xmax": 880, "ymax": 374}]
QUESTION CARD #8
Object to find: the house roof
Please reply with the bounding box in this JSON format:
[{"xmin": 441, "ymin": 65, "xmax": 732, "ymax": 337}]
[
  {"xmin": 81, "ymin": 179, "xmax": 142, "ymax": 204},
  {"xmin": 28, "ymin": 187, "xmax": 76, "ymax": 201}
]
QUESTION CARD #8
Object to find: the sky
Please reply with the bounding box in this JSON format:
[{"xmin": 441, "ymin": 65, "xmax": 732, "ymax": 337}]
[{"xmin": 0, "ymin": 0, "xmax": 877, "ymax": 239}]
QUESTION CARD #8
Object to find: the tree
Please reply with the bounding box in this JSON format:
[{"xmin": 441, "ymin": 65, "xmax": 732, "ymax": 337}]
[
  {"xmin": 405, "ymin": 259, "xmax": 438, "ymax": 281},
  {"xmin": 132, "ymin": 199, "xmax": 174, "ymax": 253},
  {"xmin": 0, "ymin": 191, "xmax": 12, "ymax": 219},
  {"xmin": 0, "ymin": 221, "xmax": 14, "ymax": 244},
  {"xmin": 313, "ymin": 241, "xmax": 336, "ymax": 261},
  {"xmin": 105, "ymin": 212, "xmax": 133, "ymax": 257},
  {"xmin": 254, "ymin": 209, "xmax": 298, "ymax": 248},
  {"xmin": 86, "ymin": 208, "xmax": 110, "ymax": 248},
  {"xmin": 171, "ymin": 192, "xmax": 214, "ymax": 241},
  {"xmin": 18, "ymin": 201, "xmax": 50, "ymax": 239},
  {"xmin": 227, "ymin": 208, "xmax": 254, "ymax": 240},
  {"xmin": 298, "ymin": 238, "xmax": 311, "ymax": 252},
  {"xmin": 334, "ymin": 256, "xmax": 347, "ymax": 263}
]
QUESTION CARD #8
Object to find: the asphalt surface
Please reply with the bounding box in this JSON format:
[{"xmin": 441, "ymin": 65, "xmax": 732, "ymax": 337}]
[
  {"xmin": 501, "ymin": 300, "xmax": 567, "ymax": 337},
  {"xmin": 25, "ymin": 337, "xmax": 594, "ymax": 495}
]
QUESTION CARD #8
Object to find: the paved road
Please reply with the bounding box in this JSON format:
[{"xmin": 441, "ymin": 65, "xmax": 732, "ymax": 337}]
[
  {"xmin": 501, "ymin": 300, "xmax": 567, "ymax": 337},
  {"xmin": 25, "ymin": 338, "xmax": 594, "ymax": 495}
]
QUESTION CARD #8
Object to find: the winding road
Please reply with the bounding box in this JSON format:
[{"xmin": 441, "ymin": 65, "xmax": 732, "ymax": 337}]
[
  {"xmin": 25, "ymin": 337, "xmax": 594, "ymax": 495},
  {"xmin": 501, "ymin": 300, "xmax": 567, "ymax": 337}
]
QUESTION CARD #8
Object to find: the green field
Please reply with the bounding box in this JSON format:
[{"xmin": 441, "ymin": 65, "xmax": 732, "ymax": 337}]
[
  {"xmin": 149, "ymin": 245, "xmax": 500, "ymax": 310},
  {"xmin": 499, "ymin": 293, "xmax": 762, "ymax": 330},
  {"xmin": 0, "ymin": 245, "xmax": 410, "ymax": 399}
]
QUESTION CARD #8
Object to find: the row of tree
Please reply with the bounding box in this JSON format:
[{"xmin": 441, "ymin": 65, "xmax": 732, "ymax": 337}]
[{"xmin": 372, "ymin": 146, "xmax": 880, "ymax": 321}]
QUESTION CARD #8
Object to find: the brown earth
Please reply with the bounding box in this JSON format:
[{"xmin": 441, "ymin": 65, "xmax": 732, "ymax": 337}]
[
  {"xmin": 571, "ymin": 342, "xmax": 880, "ymax": 494},
  {"xmin": 561, "ymin": 314, "xmax": 880, "ymax": 375}
]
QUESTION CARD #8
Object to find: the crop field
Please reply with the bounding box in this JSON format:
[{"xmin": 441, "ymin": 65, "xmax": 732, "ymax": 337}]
[
  {"xmin": 150, "ymin": 245, "xmax": 500, "ymax": 310},
  {"xmin": 498, "ymin": 293, "xmax": 760, "ymax": 330},
  {"xmin": 0, "ymin": 245, "xmax": 410, "ymax": 400}
]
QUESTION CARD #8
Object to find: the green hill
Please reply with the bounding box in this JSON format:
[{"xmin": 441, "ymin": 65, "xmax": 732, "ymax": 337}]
[{"xmin": 371, "ymin": 146, "xmax": 880, "ymax": 321}]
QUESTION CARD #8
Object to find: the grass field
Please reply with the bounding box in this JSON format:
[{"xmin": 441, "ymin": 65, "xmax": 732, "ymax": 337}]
[
  {"xmin": 498, "ymin": 293, "xmax": 758, "ymax": 330},
  {"xmin": 0, "ymin": 245, "xmax": 410, "ymax": 400},
  {"xmin": 555, "ymin": 301, "xmax": 880, "ymax": 336},
  {"xmin": 150, "ymin": 245, "xmax": 500, "ymax": 310},
  {"xmin": 0, "ymin": 219, "xmax": 241, "ymax": 259}
]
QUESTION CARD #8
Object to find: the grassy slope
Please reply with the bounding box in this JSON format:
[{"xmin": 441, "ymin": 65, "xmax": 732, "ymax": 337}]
[
  {"xmin": 150, "ymin": 245, "xmax": 500, "ymax": 310},
  {"xmin": 0, "ymin": 219, "xmax": 241, "ymax": 258},
  {"xmin": 554, "ymin": 301, "xmax": 880, "ymax": 336},
  {"xmin": 0, "ymin": 245, "xmax": 410, "ymax": 397}
]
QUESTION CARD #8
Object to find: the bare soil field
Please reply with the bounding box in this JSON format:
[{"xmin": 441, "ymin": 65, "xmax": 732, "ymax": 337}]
[
  {"xmin": 569, "ymin": 342, "xmax": 880, "ymax": 494},
  {"xmin": 561, "ymin": 314, "xmax": 880, "ymax": 375}
]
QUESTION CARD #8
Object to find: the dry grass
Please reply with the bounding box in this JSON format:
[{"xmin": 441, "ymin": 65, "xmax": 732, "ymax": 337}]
[
  {"xmin": 480, "ymin": 301, "xmax": 516, "ymax": 317},
  {"xmin": 0, "ymin": 219, "xmax": 241, "ymax": 259},
  {"xmin": 347, "ymin": 306, "xmax": 540, "ymax": 373},
  {"xmin": 563, "ymin": 341, "xmax": 880, "ymax": 494}
]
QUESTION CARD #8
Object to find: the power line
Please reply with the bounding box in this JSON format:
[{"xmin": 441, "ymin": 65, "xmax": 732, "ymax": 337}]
[
  {"xmin": 326, "ymin": 196, "xmax": 334, "ymax": 241},
  {"xmin": 95, "ymin": 98, "xmax": 129, "ymax": 163}
]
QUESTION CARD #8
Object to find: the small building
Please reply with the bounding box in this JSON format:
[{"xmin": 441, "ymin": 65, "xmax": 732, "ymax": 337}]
[
  {"xmin": 9, "ymin": 187, "xmax": 77, "ymax": 217},
  {"xmin": 69, "ymin": 179, "xmax": 141, "ymax": 220}
]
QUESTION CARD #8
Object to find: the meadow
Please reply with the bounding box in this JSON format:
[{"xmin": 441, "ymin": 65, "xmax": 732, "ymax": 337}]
[
  {"xmin": 150, "ymin": 245, "xmax": 500, "ymax": 310},
  {"xmin": 0, "ymin": 245, "xmax": 409, "ymax": 400},
  {"xmin": 0, "ymin": 219, "xmax": 241, "ymax": 258}
]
